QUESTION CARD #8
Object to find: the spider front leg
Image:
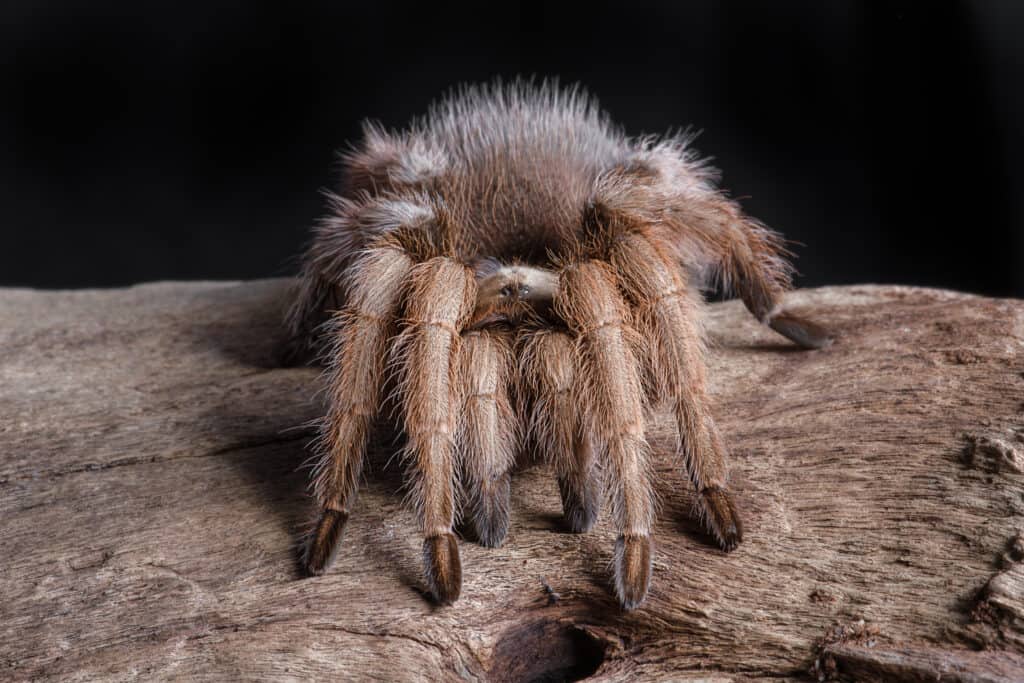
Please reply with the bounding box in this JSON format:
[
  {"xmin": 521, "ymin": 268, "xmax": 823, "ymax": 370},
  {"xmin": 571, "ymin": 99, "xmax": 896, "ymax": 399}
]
[
  {"xmin": 457, "ymin": 329, "xmax": 517, "ymax": 548},
  {"xmin": 304, "ymin": 244, "xmax": 414, "ymax": 574},
  {"xmin": 556, "ymin": 261, "xmax": 655, "ymax": 610},
  {"xmin": 395, "ymin": 257, "xmax": 477, "ymax": 604},
  {"xmin": 521, "ymin": 329, "xmax": 602, "ymax": 533},
  {"xmin": 610, "ymin": 230, "xmax": 742, "ymax": 549}
]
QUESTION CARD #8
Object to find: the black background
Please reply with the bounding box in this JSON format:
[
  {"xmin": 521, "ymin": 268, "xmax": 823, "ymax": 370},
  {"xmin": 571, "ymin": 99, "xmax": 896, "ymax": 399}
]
[{"xmin": 2, "ymin": 1, "xmax": 1022, "ymax": 296}]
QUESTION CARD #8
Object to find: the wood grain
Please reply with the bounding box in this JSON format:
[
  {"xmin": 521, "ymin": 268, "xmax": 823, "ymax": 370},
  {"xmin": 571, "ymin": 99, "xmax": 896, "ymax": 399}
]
[{"xmin": 1, "ymin": 280, "xmax": 1022, "ymax": 681}]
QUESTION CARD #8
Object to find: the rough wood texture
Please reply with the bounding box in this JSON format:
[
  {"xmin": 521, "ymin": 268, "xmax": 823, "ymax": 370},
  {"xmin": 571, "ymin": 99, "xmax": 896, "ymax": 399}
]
[{"xmin": 1, "ymin": 280, "xmax": 1022, "ymax": 682}]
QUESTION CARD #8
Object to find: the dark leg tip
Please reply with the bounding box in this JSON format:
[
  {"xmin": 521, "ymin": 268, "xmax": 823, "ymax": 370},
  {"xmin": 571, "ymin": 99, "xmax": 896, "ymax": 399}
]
[
  {"xmin": 423, "ymin": 533, "xmax": 462, "ymax": 605},
  {"xmin": 558, "ymin": 476, "xmax": 601, "ymax": 534},
  {"xmin": 700, "ymin": 487, "xmax": 743, "ymax": 551},
  {"xmin": 475, "ymin": 517, "xmax": 509, "ymax": 549},
  {"xmin": 474, "ymin": 474, "xmax": 511, "ymax": 548},
  {"xmin": 614, "ymin": 535, "xmax": 652, "ymax": 610},
  {"xmin": 768, "ymin": 311, "xmax": 834, "ymax": 350},
  {"xmin": 303, "ymin": 509, "xmax": 349, "ymax": 576},
  {"xmin": 563, "ymin": 499, "xmax": 599, "ymax": 534}
]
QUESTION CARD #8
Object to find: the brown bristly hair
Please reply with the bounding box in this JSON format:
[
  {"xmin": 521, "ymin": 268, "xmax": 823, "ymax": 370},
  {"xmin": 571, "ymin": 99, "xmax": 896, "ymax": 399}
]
[{"xmin": 289, "ymin": 80, "xmax": 831, "ymax": 610}]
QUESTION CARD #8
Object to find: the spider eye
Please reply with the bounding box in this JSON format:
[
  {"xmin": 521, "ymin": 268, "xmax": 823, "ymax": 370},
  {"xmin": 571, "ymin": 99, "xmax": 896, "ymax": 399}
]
[
  {"xmin": 500, "ymin": 285, "xmax": 512, "ymax": 297},
  {"xmin": 520, "ymin": 285, "xmax": 530, "ymax": 296}
]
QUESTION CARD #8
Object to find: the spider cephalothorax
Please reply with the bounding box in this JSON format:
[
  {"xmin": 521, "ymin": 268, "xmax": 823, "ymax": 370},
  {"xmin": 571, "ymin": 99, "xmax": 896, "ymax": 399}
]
[{"xmin": 288, "ymin": 82, "xmax": 830, "ymax": 610}]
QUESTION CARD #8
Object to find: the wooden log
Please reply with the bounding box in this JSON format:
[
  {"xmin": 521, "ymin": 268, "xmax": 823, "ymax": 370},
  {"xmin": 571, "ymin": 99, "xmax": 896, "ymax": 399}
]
[{"xmin": 1, "ymin": 280, "xmax": 1022, "ymax": 681}]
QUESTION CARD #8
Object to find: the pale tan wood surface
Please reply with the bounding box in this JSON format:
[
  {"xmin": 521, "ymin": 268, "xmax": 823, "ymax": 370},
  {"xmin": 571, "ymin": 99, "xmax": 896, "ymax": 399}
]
[{"xmin": 1, "ymin": 280, "xmax": 1022, "ymax": 681}]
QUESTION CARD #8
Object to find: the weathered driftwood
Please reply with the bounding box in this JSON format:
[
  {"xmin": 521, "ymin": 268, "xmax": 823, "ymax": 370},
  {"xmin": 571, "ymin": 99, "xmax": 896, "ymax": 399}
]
[{"xmin": 1, "ymin": 280, "xmax": 1022, "ymax": 682}]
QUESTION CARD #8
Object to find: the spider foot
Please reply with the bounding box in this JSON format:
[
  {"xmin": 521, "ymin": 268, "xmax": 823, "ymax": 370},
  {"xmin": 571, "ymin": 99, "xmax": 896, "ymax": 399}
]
[
  {"xmin": 614, "ymin": 534, "xmax": 652, "ymax": 610},
  {"xmin": 699, "ymin": 486, "xmax": 743, "ymax": 551},
  {"xmin": 558, "ymin": 475, "xmax": 600, "ymax": 533},
  {"xmin": 768, "ymin": 311, "xmax": 833, "ymax": 349},
  {"xmin": 423, "ymin": 533, "xmax": 462, "ymax": 605},
  {"xmin": 472, "ymin": 473, "xmax": 511, "ymax": 548},
  {"xmin": 303, "ymin": 508, "xmax": 349, "ymax": 576}
]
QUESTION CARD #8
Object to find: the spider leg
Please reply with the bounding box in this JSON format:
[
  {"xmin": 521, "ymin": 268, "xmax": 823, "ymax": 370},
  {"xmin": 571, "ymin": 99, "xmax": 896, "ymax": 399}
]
[
  {"xmin": 304, "ymin": 242, "xmax": 414, "ymax": 575},
  {"xmin": 556, "ymin": 261, "xmax": 655, "ymax": 610},
  {"xmin": 520, "ymin": 329, "xmax": 601, "ymax": 533},
  {"xmin": 675, "ymin": 192, "xmax": 832, "ymax": 349},
  {"xmin": 285, "ymin": 193, "xmax": 441, "ymax": 362},
  {"xmin": 457, "ymin": 329, "xmax": 517, "ymax": 548},
  {"xmin": 611, "ymin": 145, "xmax": 832, "ymax": 349},
  {"xmin": 610, "ymin": 228, "xmax": 743, "ymax": 550},
  {"xmin": 725, "ymin": 220, "xmax": 832, "ymax": 350},
  {"xmin": 559, "ymin": 437, "xmax": 601, "ymax": 533},
  {"xmin": 395, "ymin": 257, "xmax": 477, "ymax": 604}
]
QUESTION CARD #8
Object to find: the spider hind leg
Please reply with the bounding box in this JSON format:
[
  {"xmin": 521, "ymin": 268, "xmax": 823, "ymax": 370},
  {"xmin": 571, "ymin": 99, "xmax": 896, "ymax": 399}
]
[
  {"xmin": 557, "ymin": 443, "xmax": 602, "ymax": 534},
  {"xmin": 767, "ymin": 310, "xmax": 833, "ymax": 349},
  {"xmin": 458, "ymin": 329, "xmax": 517, "ymax": 548},
  {"xmin": 522, "ymin": 329, "xmax": 603, "ymax": 534}
]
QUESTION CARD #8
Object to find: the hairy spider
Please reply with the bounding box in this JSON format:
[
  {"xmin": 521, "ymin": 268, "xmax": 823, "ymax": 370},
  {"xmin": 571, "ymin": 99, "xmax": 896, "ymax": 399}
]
[{"xmin": 287, "ymin": 82, "xmax": 830, "ymax": 610}]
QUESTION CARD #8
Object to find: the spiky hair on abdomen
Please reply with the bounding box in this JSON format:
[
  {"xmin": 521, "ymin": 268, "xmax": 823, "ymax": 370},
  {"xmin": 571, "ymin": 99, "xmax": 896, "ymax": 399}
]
[
  {"xmin": 343, "ymin": 81, "xmax": 631, "ymax": 263},
  {"xmin": 286, "ymin": 80, "xmax": 736, "ymax": 359}
]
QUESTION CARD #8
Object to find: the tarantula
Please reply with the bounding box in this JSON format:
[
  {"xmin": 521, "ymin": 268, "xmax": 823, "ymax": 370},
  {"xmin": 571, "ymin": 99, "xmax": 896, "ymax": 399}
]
[{"xmin": 287, "ymin": 82, "xmax": 830, "ymax": 610}]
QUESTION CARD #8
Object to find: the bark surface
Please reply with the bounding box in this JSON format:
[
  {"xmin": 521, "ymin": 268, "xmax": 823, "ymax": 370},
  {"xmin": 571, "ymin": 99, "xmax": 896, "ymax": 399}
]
[{"xmin": 1, "ymin": 280, "xmax": 1022, "ymax": 682}]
